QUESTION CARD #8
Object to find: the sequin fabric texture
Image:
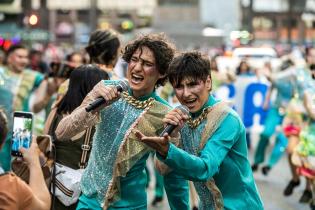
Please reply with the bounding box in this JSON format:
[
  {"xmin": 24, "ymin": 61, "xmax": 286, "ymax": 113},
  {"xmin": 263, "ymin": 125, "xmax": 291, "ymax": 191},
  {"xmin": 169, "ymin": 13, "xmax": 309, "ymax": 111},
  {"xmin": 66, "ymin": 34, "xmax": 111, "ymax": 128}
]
[
  {"xmin": 80, "ymin": 99, "xmax": 147, "ymax": 205},
  {"xmin": 181, "ymin": 121, "xmax": 217, "ymax": 210}
]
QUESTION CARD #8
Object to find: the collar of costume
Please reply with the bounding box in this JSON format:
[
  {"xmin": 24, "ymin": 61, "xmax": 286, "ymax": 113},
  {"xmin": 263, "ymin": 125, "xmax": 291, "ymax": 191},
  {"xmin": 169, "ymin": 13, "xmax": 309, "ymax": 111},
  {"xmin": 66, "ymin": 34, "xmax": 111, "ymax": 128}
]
[
  {"xmin": 128, "ymin": 89, "xmax": 157, "ymax": 101},
  {"xmin": 191, "ymin": 94, "xmax": 218, "ymax": 118},
  {"xmin": 0, "ymin": 166, "xmax": 4, "ymax": 175},
  {"xmin": 187, "ymin": 95, "xmax": 218, "ymax": 129}
]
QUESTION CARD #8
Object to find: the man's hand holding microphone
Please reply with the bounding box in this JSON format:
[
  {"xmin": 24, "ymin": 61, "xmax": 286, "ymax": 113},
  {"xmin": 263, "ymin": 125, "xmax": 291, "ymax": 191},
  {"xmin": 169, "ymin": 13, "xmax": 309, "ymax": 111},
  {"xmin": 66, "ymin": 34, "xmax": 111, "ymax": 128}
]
[
  {"xmin": 85, "ymin": 80, "xmax": 129, "ymax": 112},
  {"xmin": 134, "ymin": 105, "xmax": 189, "ymax": 158}
]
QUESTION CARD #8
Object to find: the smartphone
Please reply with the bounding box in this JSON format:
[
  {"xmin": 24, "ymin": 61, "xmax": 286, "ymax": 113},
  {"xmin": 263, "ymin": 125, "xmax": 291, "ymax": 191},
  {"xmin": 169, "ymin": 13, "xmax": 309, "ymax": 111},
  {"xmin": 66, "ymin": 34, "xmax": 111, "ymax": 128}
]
[{"xmin": 11, "ymin": 111, "xmax": 33, "ymax": 157}]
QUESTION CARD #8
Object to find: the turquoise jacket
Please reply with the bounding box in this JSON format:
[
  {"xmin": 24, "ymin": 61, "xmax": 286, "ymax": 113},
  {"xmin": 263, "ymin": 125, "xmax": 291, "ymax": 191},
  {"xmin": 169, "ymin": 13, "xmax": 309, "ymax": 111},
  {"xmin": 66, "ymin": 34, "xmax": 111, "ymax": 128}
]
[
  {"xmin": 158, "ymin": 95, "xmax": 264, "ymax": 210},
  {"xmin": 79, "ymin": 80, "xmax": 189, "ymax": 210}
]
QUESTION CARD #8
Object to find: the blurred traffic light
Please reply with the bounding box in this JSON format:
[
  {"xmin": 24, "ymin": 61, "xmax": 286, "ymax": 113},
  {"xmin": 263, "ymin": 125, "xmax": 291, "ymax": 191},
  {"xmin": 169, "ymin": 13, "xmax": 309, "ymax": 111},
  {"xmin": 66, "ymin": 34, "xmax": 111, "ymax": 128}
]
[
  {"xmin": 28, "ymin": 14, "xmax": 38, "ymax": 26},
  {"xmin": 99, "ymin": 21, "xmax": 111, "ymax": 30},
  {"xmin": 120, "ymin": 20, "xmax": 134, "ymax": 32}
]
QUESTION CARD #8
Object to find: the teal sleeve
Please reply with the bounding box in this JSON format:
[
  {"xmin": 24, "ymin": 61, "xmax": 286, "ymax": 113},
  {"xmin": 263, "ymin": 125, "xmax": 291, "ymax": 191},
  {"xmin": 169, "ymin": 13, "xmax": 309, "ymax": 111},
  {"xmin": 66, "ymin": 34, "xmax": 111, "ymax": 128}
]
[
  {"xmin": 164, "ymin": 170, "xmax": 190, "ymax": 210},
  {"xmin": 103, "ymin": 79, "xmax": 120, "ymax": 86},
  {"xmin": 159, "ymin": 114, "xmax": 241, "ymax": 182},
  {"xmin": 33, "ymin": 72, "xmax": 44, "ymax": 89}
]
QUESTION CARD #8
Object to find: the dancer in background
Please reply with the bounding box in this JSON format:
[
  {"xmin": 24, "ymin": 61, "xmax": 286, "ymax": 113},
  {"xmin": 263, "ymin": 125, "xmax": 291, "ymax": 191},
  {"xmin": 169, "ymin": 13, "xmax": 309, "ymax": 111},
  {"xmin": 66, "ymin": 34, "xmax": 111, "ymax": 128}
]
[
  {"xmin": 251, "ymin": 61, "xmax": 307, "ymax": 175},
  {"xmin": 0, "ymin": 44, "xmax": 53, "ymax": 171}
]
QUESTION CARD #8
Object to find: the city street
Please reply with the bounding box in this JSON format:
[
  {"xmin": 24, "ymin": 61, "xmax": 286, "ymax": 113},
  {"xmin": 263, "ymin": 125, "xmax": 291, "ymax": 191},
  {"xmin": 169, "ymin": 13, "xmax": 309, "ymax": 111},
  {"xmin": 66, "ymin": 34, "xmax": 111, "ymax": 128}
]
[
  {"xmin": 252, "ymin": 151, "xmax": 309, "ymax": 210},
  {"xmin": 0, "ymin": 1, "xmax": 314, "ymax": 210},
  {"xmin": 147, "ymin": 135, "xmax": 311, "ymax": 210}
]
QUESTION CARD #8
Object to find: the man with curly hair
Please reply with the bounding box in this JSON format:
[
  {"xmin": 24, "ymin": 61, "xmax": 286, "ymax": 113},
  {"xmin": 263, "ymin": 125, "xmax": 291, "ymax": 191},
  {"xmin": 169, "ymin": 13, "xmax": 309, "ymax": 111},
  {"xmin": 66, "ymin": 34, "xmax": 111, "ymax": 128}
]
[{"xmin": 56, "ymin": 33, "xmax": 189, "ymax": 210}]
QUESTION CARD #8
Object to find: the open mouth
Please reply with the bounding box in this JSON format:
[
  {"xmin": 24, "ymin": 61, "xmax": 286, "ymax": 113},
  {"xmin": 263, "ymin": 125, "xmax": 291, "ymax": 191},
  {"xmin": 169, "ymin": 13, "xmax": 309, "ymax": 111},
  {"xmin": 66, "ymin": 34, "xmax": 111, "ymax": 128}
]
[
  {"xmin": 183, "ymin": 98, "xmax": 197, "ymax": 107},
  {"xmin": 131, "ymin": 74, "xmax": 144, "ymax": 84}
]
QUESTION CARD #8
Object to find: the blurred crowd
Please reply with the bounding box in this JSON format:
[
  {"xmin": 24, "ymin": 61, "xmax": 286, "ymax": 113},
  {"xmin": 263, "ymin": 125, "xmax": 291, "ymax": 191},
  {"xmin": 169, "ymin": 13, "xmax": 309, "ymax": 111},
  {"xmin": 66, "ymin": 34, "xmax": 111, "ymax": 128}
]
[{"xmin": 0, "ymin": 28, "xmax": 314, "ymax": 210}]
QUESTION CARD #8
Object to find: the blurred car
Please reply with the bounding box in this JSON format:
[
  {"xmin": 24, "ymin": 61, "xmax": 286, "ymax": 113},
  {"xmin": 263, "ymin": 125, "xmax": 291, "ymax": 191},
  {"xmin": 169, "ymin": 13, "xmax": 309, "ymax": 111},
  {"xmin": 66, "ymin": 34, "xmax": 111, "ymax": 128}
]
[
  {"xmin": 217, "ymin": 47, "xmax": 282, "ymax": 73},
  {"xmin": 232, "ymin": 47, "xmax": 277, "ymax": 59}
]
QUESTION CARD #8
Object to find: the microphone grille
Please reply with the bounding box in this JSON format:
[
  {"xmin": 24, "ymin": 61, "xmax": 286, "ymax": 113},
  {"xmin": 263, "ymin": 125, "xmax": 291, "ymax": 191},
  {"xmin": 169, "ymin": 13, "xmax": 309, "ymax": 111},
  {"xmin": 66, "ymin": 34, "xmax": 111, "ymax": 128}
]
[
  {"xmin": 118, "ymin": 80, "xmax": 129, "ymax": 91},
  {"xmin": 176, "ymin": 105, "xmax": 189, "ymax": 115}
]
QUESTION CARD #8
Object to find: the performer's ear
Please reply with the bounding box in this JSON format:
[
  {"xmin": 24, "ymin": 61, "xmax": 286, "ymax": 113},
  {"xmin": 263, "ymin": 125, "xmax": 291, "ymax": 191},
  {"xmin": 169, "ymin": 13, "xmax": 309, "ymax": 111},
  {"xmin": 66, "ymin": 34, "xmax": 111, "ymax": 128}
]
[{"xmin": 205, "ymin": 75, "xmax": 212, "ymax": 92}]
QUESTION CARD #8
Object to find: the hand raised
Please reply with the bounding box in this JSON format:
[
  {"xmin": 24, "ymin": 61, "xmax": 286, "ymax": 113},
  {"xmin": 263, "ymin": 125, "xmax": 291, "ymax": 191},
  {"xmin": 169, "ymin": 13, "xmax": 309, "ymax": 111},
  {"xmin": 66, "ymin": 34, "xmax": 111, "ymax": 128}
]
[
  {"xmin": 134, "ymin": 130, "xmax": 170, "ymax": 158},
  {"xmin": 87, "ymin": 81, "xmax": 121, "ymax": 111},
  {"xmin": 91, "ymin": 81, "xmax": 120, "ymax": 102}
]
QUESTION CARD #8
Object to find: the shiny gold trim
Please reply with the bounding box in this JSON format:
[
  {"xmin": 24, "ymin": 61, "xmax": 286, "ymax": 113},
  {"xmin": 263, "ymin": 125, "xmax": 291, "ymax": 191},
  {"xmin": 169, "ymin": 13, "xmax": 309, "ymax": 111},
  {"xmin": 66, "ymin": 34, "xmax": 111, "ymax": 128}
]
[
  {"xmin": 200, "ymin": 102, "xmax": 230, "ymax": 149},
  {"xmin": 121, "ymin": 91, "xmax": 155, "ymax": 109},
  {"xmin": 187, "ymin": 108, "xmax": 210, "ymax": 129},
  {"xmin": 200, "ymin": 101, "xmax": 230, "ymax": 210}
]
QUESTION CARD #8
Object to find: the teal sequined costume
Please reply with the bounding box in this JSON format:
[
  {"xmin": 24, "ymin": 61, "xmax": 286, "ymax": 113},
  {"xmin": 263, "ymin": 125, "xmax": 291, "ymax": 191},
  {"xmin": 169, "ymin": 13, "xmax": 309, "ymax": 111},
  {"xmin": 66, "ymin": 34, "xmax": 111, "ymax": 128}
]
[{"xmin": 58, "ymin": 80, "xmax": 189, "ymax": 210}]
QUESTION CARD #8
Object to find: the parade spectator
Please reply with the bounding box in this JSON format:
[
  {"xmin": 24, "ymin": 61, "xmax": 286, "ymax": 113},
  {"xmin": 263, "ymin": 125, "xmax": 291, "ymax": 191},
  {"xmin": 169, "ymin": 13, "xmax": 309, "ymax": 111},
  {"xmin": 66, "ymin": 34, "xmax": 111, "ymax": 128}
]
[
  {"xmin": 66, "ymin": 52, "xmax": 86, "ymax": 68},
  {"xmin": 236, "ymin": 59, "xmax": 254, "ymax": 76},
  {"xmin": 85, "ymin": 29, "xmax": 121, "ymax": 79},
  {"xmin": 29, "ymin": 49, "xmax": 49, "ymax": 74},
  {"xmin": 56, "ymin": 29, "xmax": 121, "ymax": 104},
  {"xmin": 44, "ymin": 65, "xmax": 109, "ymax": 210},
  {"xmin": 0, "ymin": 109, "xmax": 51, "ymax": 210},
  {"xmin": 211, "ymin": 57, "xmax": 235, "ymax": 92}
]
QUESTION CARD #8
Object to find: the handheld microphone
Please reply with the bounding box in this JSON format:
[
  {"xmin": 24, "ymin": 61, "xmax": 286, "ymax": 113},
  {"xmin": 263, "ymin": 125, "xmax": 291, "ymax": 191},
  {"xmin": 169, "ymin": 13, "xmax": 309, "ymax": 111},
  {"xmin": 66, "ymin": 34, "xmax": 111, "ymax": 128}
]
[
  {"xmin": 160, "ymin": 105, "xmax": 189, "ymax": 136},
  {"xmin": 85, "ymin": 80, "xmax": 129, "ymax": 112}
]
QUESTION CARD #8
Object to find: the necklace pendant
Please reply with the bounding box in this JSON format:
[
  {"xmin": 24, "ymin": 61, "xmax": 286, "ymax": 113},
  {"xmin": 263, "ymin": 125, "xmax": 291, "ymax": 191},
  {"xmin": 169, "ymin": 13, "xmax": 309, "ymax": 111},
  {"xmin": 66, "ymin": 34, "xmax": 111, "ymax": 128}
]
[
  {"xmin": 122, "ymin": 91, "xmax": 154, "ymax": 109},
  {"xmin": 187, "ymin": 108, "xmax": 210, "ymax": 129}
]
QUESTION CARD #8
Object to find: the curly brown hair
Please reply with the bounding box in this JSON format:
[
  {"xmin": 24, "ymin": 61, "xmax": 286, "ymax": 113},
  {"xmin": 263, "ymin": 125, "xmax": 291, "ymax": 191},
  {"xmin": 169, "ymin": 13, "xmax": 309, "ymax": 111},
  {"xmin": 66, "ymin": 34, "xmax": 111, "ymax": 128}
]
[
  {"xmin": 122, "ymin": 33, "xmax": 176, "ymax": 87},
  {"xmin": 0, "ymin": 109, "xmax": 8, "ymax": 146}
]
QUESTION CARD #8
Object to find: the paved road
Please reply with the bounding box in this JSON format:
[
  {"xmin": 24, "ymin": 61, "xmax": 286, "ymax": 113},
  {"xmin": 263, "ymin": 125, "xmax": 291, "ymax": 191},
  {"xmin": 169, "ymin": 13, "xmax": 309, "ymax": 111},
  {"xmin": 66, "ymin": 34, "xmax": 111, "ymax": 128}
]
[{"xmin": 147, "ymin": 135, "xmax": 311, "ymax": 210}]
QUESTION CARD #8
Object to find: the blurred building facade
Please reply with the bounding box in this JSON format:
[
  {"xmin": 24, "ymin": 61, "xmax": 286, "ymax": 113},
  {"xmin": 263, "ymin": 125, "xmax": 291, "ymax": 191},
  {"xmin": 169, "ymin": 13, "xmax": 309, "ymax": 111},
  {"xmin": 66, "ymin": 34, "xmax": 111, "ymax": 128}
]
[
  {"xmin": 0, "ymin": 0, "xmax": 314, "ymax": 49},
  {"xmin": 241, "ymin": 0, "xmax": 315, "ymax": 45},
  {"xmin": 152, "ymin": 0, "xmax": 239, "ymax": 49},
  {"xmin": 0, "ymin": 0, "xmax": 156, "ymax": 48}
]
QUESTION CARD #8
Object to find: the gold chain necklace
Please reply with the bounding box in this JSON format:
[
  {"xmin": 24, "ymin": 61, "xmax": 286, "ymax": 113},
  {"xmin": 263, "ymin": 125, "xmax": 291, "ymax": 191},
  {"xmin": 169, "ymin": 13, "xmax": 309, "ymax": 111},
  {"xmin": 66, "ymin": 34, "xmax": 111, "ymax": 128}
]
[
  {"xmin": 187, "ymin": 108, "xmax": 210, "ymax": 129},
  {"xmin": 121, "ymin": 91, "xmax": 154, "ymax": 109}
]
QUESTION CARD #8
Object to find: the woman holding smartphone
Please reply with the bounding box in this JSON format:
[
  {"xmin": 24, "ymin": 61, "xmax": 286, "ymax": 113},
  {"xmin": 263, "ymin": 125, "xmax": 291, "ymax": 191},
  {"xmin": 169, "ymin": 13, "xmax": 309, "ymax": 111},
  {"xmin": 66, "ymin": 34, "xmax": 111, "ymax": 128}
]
[{"xmin": 0, "ymin": 109, "xmax": 51, "ymax": 210}]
